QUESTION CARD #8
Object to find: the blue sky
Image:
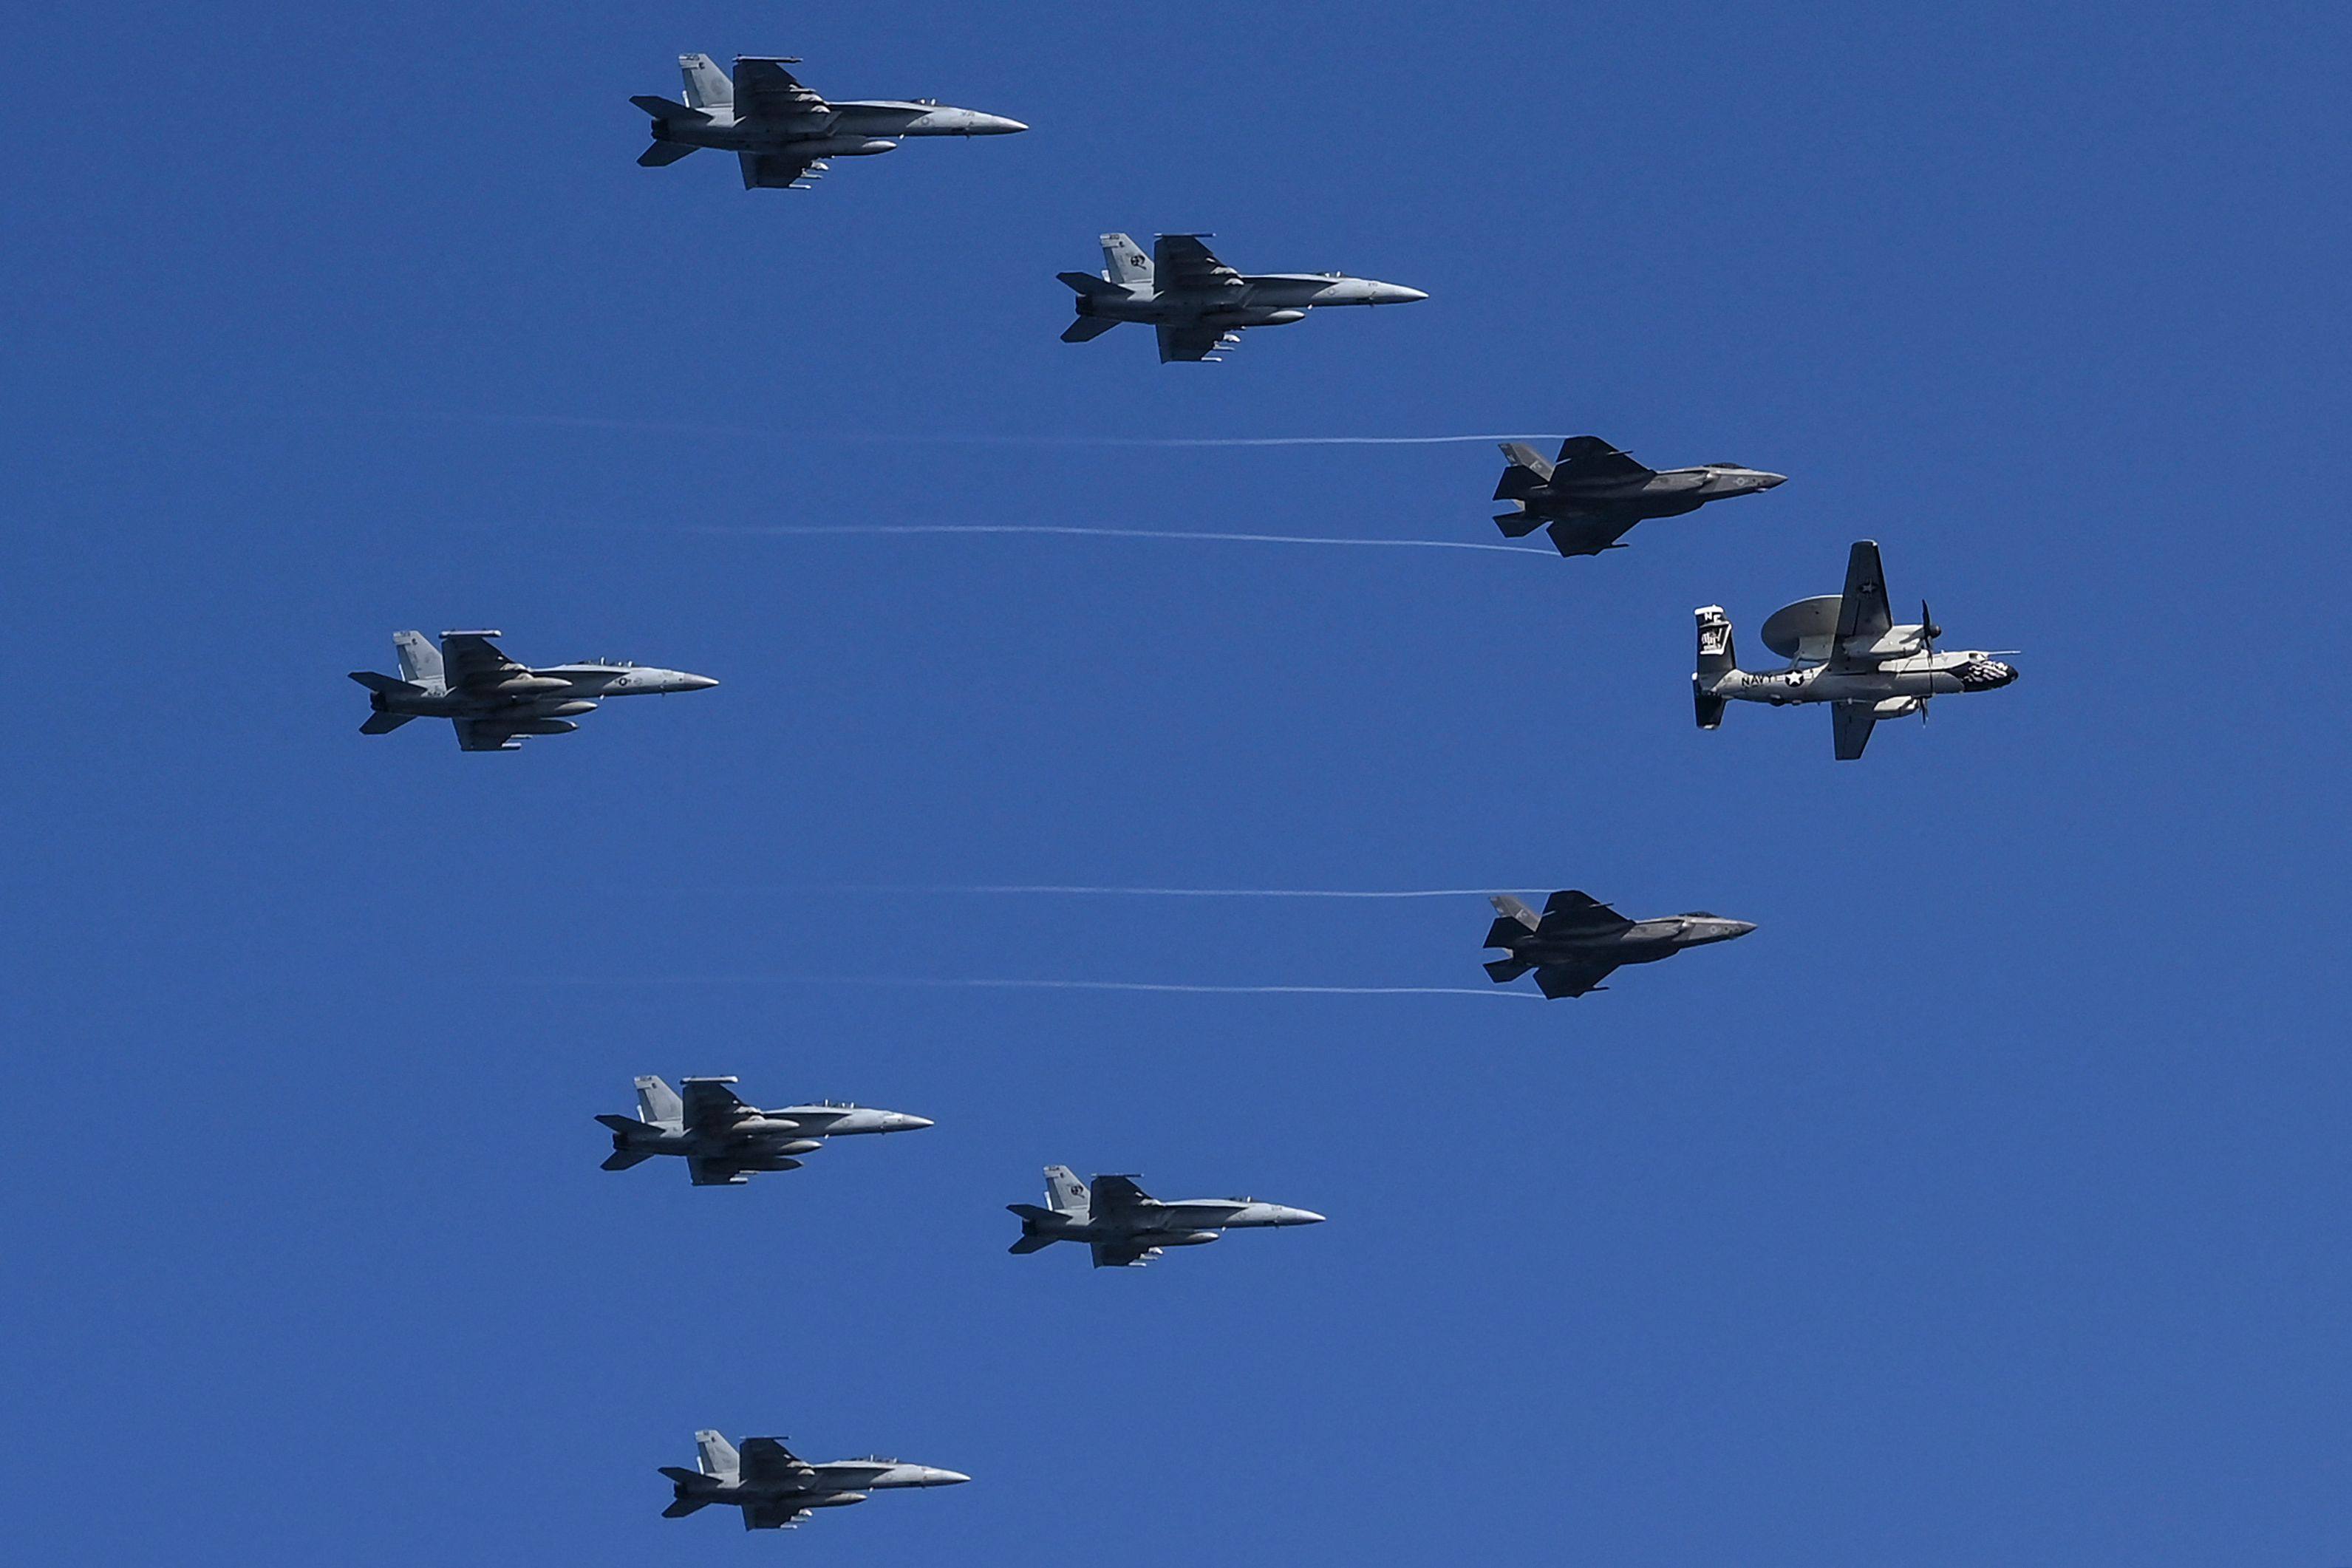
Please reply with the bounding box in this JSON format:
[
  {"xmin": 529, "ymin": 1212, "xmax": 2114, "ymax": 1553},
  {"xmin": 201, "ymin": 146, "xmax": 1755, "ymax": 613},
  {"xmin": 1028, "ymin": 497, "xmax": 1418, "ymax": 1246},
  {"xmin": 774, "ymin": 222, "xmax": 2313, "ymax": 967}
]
[{"xmin": 6, "ymin": 1, "xmax": 2350, "ymax": 1563}]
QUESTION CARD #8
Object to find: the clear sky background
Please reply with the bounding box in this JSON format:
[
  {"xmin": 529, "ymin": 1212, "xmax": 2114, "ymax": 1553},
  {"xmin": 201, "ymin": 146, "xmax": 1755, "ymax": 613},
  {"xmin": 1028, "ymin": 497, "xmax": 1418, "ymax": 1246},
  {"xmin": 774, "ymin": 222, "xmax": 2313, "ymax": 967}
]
[{"xmin": 5, "ymin": 2, "xmax": 2350, "ymax": 1564}]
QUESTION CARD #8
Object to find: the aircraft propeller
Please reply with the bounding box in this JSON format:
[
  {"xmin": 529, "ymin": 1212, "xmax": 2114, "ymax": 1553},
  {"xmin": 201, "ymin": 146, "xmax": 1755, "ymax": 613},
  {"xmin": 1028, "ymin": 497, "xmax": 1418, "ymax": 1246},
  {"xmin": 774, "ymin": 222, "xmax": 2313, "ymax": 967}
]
[{"xmin": 1919, "ymin": 599, "xmax": 1941, "ymax": 653}]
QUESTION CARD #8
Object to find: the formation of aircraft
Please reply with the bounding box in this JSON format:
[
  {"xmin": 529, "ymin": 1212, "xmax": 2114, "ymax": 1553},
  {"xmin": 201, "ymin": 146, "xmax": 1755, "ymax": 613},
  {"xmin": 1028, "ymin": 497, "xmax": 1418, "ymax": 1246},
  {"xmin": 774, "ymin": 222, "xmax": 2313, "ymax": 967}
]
[
  {"xmin": 316, "ymin": 45, "xmax": 2034, "ymax": 1537},
  {"xmin": 598, "ymin": 1076, "xmax": 932, "ymax": 1186},
  {"xmin": 1057, "ymin": 232, "xmax": 1427, "ymax": 362},
  {"xmin": 1493, "ymin": 436, "xmax": 1786, "ymax": 556},
  {"xmin": 1695, "ymin": 539, "xmax": 2020, "ymax": 759},
  {"xmin": 1483, "ymin": 891, "xmax": 1756, "ymax": 999},
  {"xmin": 1007, "ymin": 1166, "xmax": 1326, "ymax": 1267},
  {"xmin": 633, "ymin": 53, "xmax": 1026, "ymax": 190},
  {"xmin": 661, "ymin": 1431, "xmax": 969, "ymax": 1532},
  {"xmin": 348, "ymin": 630, "xmax": 716, "ymax": 751}
]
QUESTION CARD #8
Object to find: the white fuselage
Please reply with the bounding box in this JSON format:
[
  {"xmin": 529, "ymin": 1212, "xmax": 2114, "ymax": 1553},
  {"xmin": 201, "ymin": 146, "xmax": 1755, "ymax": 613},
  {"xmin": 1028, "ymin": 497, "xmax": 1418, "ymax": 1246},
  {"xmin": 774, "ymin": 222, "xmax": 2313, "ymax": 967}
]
[
  {"xmin": 655, "ymin": 100, "xmax": 1025, "ymax": 154},
  {"xmin": 1707, "ymin": 648, "xmax": 2018, "ymax": 710},
  {"xmin": 1077, "ymin": 273, "xmax": 1425, "ymax": 327}
]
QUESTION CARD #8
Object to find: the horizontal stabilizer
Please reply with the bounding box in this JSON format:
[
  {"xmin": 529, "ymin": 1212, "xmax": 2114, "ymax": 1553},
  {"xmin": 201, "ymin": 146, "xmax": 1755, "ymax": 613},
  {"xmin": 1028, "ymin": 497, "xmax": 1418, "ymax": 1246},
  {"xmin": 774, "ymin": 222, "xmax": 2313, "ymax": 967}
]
[
  {"xmin": 597, "ymin": 1113, "xmax": 659, "ymax": 1136},
  {"xmin": 1057, "ymin": 270, "xmax": 1122, "ymax": 296},
  {"xmin": 1492, "ymin": 507, "xmax": 1544, "ymax": 539},
  {"xmin": 638, "ymin": 140, "xmax": 698, "ymax": 167},
  {"xmin": 1493, "ymin": 442, "xmax": 1555, "ymax": 501},
  {"xmin": 1008, "ymin": 1233, "xmax": 1057, "ymax": 1254},
  {"xmin": 1485, "ymin": 955, "xmax": 1533, "ymax": 984},
  {"xmin": 348, "ymin": 671, "xmax": 424, "ymax": 697},
  {"xmin": 1484, "ymin": 915, "xmax": 1534, "ymax": 950},
  {"xmin": 662, "ymin": 1498, "xmax": 710, "ymax": 1518},
  {"xmin": 601, "ymin": 1149, "xmax": 655, "ymax": 1171},
  {"xmin": 659, "ymin": 1466, "xmax": 707, "ymax": 1486},
  {"xmin": 633, "ymin": 94, "xmax": 707, "ymax": 121},
  {"xmin": 1061, "ymin": 315, "xmax": 1119, "ymax": 343},
  {"xmin": 358, "ymin": 711, "xmax": 415, "ymax": 735}
]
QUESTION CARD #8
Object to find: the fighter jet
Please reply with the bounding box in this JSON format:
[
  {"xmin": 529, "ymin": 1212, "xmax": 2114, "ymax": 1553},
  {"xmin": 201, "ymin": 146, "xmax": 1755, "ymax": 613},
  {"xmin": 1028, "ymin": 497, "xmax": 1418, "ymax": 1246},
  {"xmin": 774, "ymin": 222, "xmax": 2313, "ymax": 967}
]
[
  {"xmin": 632, "ymin": 53, "xmax": 1026, "ymax": 191},
  {"xmin": 597, "ymin": 1076, "xmax": 933, "ymax": 1187},
  {"xmin": 1484, "ymin": 891, "xmax": 1756, "ymax": 999},
  {"xmin": 661, "ymin": 1430, "xmax": 969, "ymax": 1532},
  {"xmin": 1007, "ymin": 1166, "xmax": 1325, "ymax": 1268},
  {"xmin": 1695, "ymin": 539, "xmax": 2019, "ymax": 760},
  {"xmin": 1058, "ymin": 233, "xmax": 1428, "ymax": 362},
  {"xmin": 1493, "ymin": 436, "xmax": 1786, "ymax": 557},
  {"xmin": 348, "ymin": 630, "xmax": 717, "ymax": 751}
]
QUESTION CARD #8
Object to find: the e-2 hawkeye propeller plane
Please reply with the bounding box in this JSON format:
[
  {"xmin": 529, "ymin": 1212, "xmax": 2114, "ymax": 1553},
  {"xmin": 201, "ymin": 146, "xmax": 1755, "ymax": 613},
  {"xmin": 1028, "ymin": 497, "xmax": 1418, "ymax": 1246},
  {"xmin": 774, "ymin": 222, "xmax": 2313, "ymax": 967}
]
[
  {"xmin": 1695, "ymin": 539, "xmax": 2019, "ymax": 760},
  {"xmin": 1484, "ymin": 891, "xmax": 1756, "ymax": 999},
  {"xmin": 349, "ymin": 630, "xmax": 717, "ymax": 751},
  {"xmin": 1008, "ymin": 1166, "xmax": 1325, "ymax": 1268},
  {"xmin": 1058, "ymin": 233, "xmax": 1427, "ymax": 362},
  {"xmin": 598, "ymin": 1076, "xmax": 933, "ymax": 1187},
  {"xmin": 1493, "ymin": 436, "xmax": 1785, "ymax": 557},
  {"xmin": 661, "ymin": 1430, "xmax": 969, "ymax": 1533},
  {"xmin": 632, "ymin": 53, "xmax": 1026, "ymax": 191}
]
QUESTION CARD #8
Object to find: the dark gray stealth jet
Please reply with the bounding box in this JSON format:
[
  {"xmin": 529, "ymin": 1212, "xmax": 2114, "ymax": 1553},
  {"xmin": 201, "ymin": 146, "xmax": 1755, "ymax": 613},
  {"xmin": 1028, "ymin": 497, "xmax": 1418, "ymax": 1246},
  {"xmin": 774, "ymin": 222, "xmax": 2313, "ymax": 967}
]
[
  {"xmin": 1483, "ymin": 891, "xmax": 1755, "ymax": 998},
  {"xmin": 1492, "ymin": 437, "xmax": 1785, "ymax": 556}
]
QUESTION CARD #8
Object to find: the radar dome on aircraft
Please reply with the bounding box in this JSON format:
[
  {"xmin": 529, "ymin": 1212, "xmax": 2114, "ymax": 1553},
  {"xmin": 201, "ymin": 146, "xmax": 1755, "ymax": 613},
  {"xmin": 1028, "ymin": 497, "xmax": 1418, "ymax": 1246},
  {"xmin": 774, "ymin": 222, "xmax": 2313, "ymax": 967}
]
[{"xmin": 1760, "ymin": 595, "xmax": 1845, "ymax": 663}]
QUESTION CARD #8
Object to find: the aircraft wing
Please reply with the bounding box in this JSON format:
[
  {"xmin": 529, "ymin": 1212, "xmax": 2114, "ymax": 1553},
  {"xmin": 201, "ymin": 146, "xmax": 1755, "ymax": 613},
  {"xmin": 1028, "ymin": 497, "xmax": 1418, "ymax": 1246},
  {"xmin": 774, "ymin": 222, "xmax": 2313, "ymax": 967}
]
[
  {"xmin": 451, "ymin": 718, "xmax": 523, "ymax": 752},
  {"xmin": 438, "ymin": 633, "xmax": 528, "ymax": 695},
  {"xmin": 739, "ymin": 151, "xmax": 824, "ymax": 190},
  {"xmin": 1831, "ymin": 701, "xmax": 1878, "ymax": 760},
  {"xmin": 1534, "ymin": 961, "xmax": 1618, "ymax": 999},
  {"xmin": 680, "ymin": 1078, "xmax": 750, "ymax": 1133},
  {"xmin": 1552, "ymin": 436, "xmax": 1653, "ymax": 483},
  {"xmin": 1156, "ymin": 322, "xmax": 1230, "ymax": 363},
  {"xmin": 742, "ymin": 1500, "xmax": 814, "ymax": 1530},
  {"xmin": 1833, "ymin": 539, "xmax": 1893, "ymax": 645},
  {"xmin": 738, "ymin": 1437, "xmax": 816, "ymax": 1488},
  {"xmin": 1091, "ymin": 1238, "xmax": 1162, "ymax": 1268},
  {"xmin": 1089, "ymin": 1173, "xmax": 1156, "ymax": 1216},
  {"xmin": 687, "ymin": 1157, "xmax": 750, "ymax": 1186},
  {"xmin": 1153, "ymin": 234, "xmax": 1244, "ymax": 293},
  {"xmin": 1542, "ymin": 516, "xmax": 1641, "ymax": 557},
  {"xmin": 1537, "ymin": 890, "xmax": 1634, "ymax": 935},
  {"xmin": 732, "ymin": 57, "xmax": 828, "ymax": 118}
]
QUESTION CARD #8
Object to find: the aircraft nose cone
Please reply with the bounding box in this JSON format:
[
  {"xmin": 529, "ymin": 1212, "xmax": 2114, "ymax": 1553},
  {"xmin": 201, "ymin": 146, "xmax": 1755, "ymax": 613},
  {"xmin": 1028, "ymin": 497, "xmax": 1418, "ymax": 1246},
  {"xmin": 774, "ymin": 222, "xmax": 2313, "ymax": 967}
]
[
  {"xmin": 926, "ymin": 1468, "xmax": 972, "ymax": 1487},
  {"xmin": 1388, "ymin": 286, "xmax": 1430, "ymax": 304},
  {"xmin": 894, "ymin": 1114, "xmax": 935, "ymax": 1131},
  {"xmin": 1285, "ymin": 1207, "xmax": 1327, "ymax": 1226},
  {"xmin": 681, "ymin": 673, "xmax": 720, "ymax": 691},
  {"xmin": 1758, "ymin": 471, "xmax": 1788, "ymax": 488},
  {"xmin": 979, "ymin": 115, "xmax": 1028, "ymax": 134},
  {"xmin": 1727, "ymin": 920, "xmax": 1759, "ymax": 938}
]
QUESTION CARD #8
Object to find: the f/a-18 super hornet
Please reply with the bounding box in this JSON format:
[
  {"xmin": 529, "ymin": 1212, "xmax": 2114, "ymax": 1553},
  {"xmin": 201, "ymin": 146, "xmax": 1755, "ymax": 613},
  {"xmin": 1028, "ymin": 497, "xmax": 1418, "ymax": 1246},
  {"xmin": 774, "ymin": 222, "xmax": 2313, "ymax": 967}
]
[
  {"xmin": 661, "ymin": 1430, "xmax": 969, "ymax": 1533},
  {"xmin": 1695, "ymin": 539, "xmax": 2019, "ymax": 760},
  {"xmin": 1484, "ymin": 891, "xmax": 1756, "ymax": 999},
  {"xmin": 631, "ymin": 53, "xmax": 1026, "ymax": 191},
  {"xmin": 1058, "ymin": 233, "xmax": 1427, "ymax": 362},
  {"xmin": 1493, "ymin": 436, "xmax": 1786, "ymax": 557},
  {"xmin": 1008, "ymin": 1166, "xmax": 1325, "ymax": 1268},
  {"xmin": 348, "ymin": 630, "xmax": 717, "ymax": 751},
  {"xmin": 597, "ymin": 1076, "xmax": 933, "ymax": 1186}
]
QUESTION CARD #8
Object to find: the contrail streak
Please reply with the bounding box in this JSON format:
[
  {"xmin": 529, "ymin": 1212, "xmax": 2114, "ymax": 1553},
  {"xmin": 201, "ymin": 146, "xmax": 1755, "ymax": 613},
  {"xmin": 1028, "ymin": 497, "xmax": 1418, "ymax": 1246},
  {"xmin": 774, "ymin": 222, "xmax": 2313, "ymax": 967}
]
[
  {"xmin": 382, "ymin": 412, "xmax": 1562, "ymax": 448},
  {"xmin": 803, "ymin": 884, "xmax": 1517, "ymax": 899},
  {"xmin": 549, "ymin": 975, "xmax": 1535, "ymax": 998},
  {"xmin": 686, "ymin": 524, "xmax": 1548, "ymax": 556}
]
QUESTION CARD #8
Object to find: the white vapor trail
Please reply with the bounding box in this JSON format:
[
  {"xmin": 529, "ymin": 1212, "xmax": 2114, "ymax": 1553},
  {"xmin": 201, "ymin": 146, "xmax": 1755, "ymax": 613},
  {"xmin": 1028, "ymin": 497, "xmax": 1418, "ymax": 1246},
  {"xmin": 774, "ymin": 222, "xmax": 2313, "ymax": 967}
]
[
  {"xmin": 556, "ymin": 975, "xmax": 1536, "ymax": 998},
  {"xmin": 391, "ymin": 412, "xmax": 1561, "ymax": 448},
  {"xmin": 687, "ymin": 524, "xmax": 1547, "ymax": 556},
  {"xmin": 808, "ymin": 884, "xmax": 1516, "ymax": 899}
]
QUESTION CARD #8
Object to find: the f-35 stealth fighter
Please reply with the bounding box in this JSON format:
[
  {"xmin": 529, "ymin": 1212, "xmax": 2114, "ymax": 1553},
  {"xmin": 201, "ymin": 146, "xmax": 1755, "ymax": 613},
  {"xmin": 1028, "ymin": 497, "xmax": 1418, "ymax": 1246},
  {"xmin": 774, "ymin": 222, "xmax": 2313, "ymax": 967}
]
[
  {"xmin": 1008, "ymin": 1166, "xmax": 1325, "ymax": 1268},
  {"xmin": 1059, "ymin": 233, "xmax": 1427, "ymax": 362},
  {"xmin": 349, "ymin": 630, "xmax": 717, "ymax": 751},
  {"xmin": 661, "ymin": 1430, "xmax": 969, "ymax": 1532},
  {"xmin": 1484, "ymin": 891, "xmax": 1756, "ymax": 998},
  {"xmin": 598, "ymin": 1076, "xmax": 933, "ymax": 1186},
  {"xmin": 632, "ymin": 53, "xmax": 1026, "ymax": 191},
  {"xmin": 1696, "ymin": 539, "xmax": 2019, "ymax": 759},
  {"xmin": 1493, "ymin": 437, "xmax": 1786, "ymax": 557}
]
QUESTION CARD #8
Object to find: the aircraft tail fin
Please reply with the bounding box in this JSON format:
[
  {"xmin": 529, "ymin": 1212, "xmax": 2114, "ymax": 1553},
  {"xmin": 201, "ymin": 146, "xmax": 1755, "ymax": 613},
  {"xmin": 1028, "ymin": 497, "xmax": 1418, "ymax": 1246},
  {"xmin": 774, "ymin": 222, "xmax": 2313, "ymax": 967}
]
[
  {"xmin": 392, "ymin": 630, "xmax": 445, "ymax": 692},
  {"xmin": 695, "ymin": 1431, "xmax": 741, "ymax": 1479},
  {"xmin": 601, "ymin": 1148, "xmax": 655, "ymax": 1171},
  {"xmin": 1484, "ymin": 956, "xmax": 1533, "ymax": 984},
  {"xmin": 1007, "ymin": 1221, "xmax": 1058, "ymax": 1255},
  {"xmin": 1099, "ymin": 233, "xmax": 1152, "ymax": 287},
  {"xmin": 1061, "ymin": 315, "xmax": 1119, "ymax": 344},
  {"xmin": 678, "ymin": 54, "xmax": 733, "ymax": 111},
  {"xmin": 662, "ymin": 1496, "xmax": 712, "ymax": 1518},
  {"xmin": 1493, "ymin": 440, "xmax": 1555, "ymax": 502},
  {"xmin": 638, "ymin": 140, "xmax": 698, "ymax": 168},
  {"xmin": 1042, "ymin": 1165, "xmax": 1091, "ymax": 1220},
  {"xmin": 358, "ymin": 709, "xmax": 415, "ymax": 735},
  {"xmin": 1695, "ymin": 606, "xmax": 1738, "ymax": 678},
  {"xmin": 1485, "ymin": 893, "xmax": 1541, "ymax": 948},
  {"xmin": 635, "ymin": 1075, "xmax": 685, "ymax": 1129}
]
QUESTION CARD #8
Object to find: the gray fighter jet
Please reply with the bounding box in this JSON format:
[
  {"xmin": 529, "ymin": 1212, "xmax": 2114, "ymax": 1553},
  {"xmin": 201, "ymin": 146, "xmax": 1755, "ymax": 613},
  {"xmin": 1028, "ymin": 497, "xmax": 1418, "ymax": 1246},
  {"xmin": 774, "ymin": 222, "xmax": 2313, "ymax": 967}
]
[
  {"xmin": 661, "ymin": 1430, "xmax": 969, "ymax": 1532},
  {"xmin": 1058, "ymin": 233, "xmax": 1427, "ymax": 362},
  {"xmin": 1493, "ymin": 436, "xmax": 1786, "ymax": 557},
  {"xmin": 1484, "ymin": 891, "xmax": 1756, "ymax": 999},
  {"xmin": 1695, "ymin": 539, "xmax": 2019, "ymax": 760},
  {"xmin": 598, "ymin": 1076, "xmax": 933, "ymax": 1187},
  {"xmin": 1008, "ymin": 1166, "xmax": 1325, "ymax": 1267},
  {"xmin": 632, "ymin": 53, "xmax": 1026, "ymax": 191},
  {"xmin": 348, "ymin": 630, "xmax": 717, "ymax": 752}
]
